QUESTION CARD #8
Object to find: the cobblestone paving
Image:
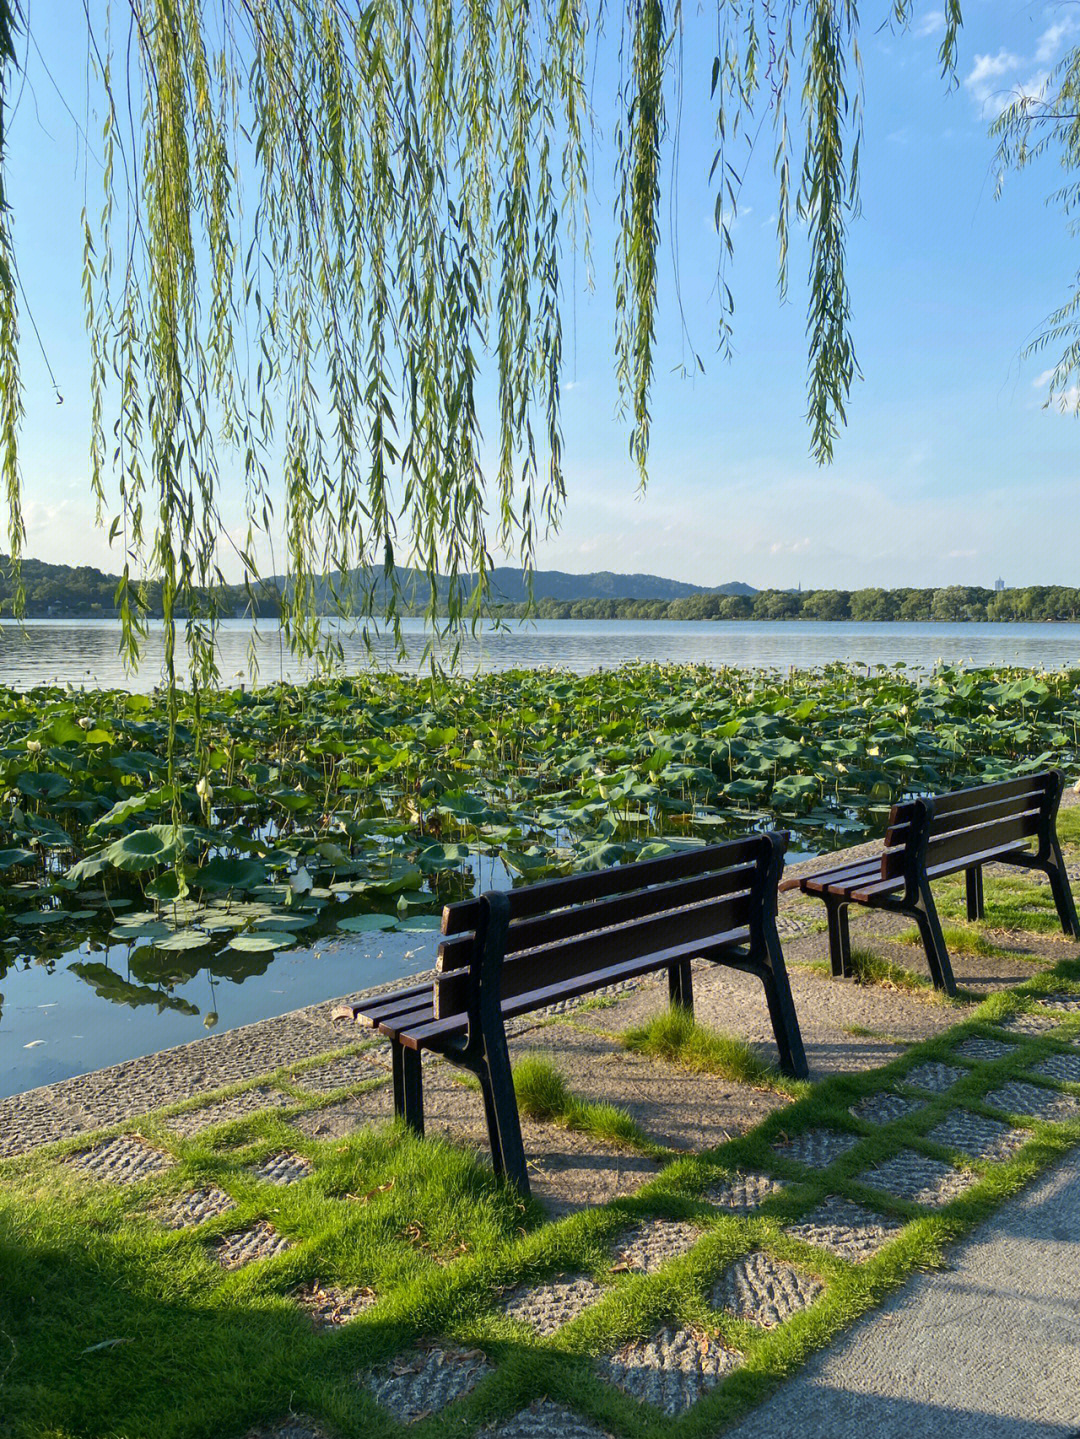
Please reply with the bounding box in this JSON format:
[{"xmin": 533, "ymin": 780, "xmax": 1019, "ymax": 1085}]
[
  {"xmin": 213, "ymin": 1220, "xmax": 292, "ymax": 1270},
  {"xmin": 294, "ymin": 1281, "xmax": 377, "ymax": 1328},
  {"xmin": 994, "ymin": 1011, "xmax": 1064, "ymax": 1037},
  {"xmin": 499, "ymin": 1275, "xmax": 606, "ymax": 1335},
  {"xmin": 612, "ymin": 1219, "xmax": 703, "ymax": 1273},
  {"xmin": 771, "ymin": 1128, "xmax": 859, "ymax": 1169},
  {"xmin": 952, "ymin": 1035, "xmax": 1017, "ymax": 1064},
  {"xmin": 289, "ymin": 1095, "xmax": 385, "ymax": 1141},
  {"xmin": 154, "ymin": 1185, "xmax": 236, "ymax": 1229},
  {"xmin": 365, "ymin": 1342, "xmax": 494, "ymax": 1424},
  {"xmin": 64, "ymin": 1133, "xmax": 175, "ymax": 1184},
  {"xmin": 860, "ymin": 1149, "xmax": 978, "ymax": 1207},
  {"xmin": 249, "ymin": 1150, "xmax": 313, "ymax": 1185},
  {"xmin": 899, "ymin": 1062, "xmax": 966, "ymax": 1094},
  {"xmin": 166, "ymin": 1086, "xmax": 295, "ymax": 1137},
  {"xmin": 1034, "ymin": 991, "xmax": 1080, "ymax": 1012},
  {"xmin": 1031, "ymin": 1051, "xmax": 1080, "ymax": 1084},
  {"xmin": 710, "ymin": 1250, "xmax": 825, "ymax": 1327},
  {"xmin": 478, "ymin": 1400, "xmax": 615, "ymax": 1439},
  {"xmin": 986, "ymin": 1080, "xmax": 1080, "ymax": 1122},
  {"xmin": 597, "ymin": 1325, "xmax": 743, "ymax": 1415},
  {"xmin": 288, "ymin": 1053, "xmax": 387, "ymax": 1093},
  {"xmin": 849, "ymin": 1091, "xmax": 923, "ymax": 1126},
  {"xmin": 706, "ymin": 1171, "xmax": 785, "ymax": 1213},
  {"xmin": 784, "ymin": 1195, "xmax": 904, "ymax": 1262},
  {"xmin": 926, "ymin": 1109, "xmax": 1029, "ymax": 1163}
]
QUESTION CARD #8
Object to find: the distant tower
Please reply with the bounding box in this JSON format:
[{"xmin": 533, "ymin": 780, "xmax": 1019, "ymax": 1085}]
[{"xmin": 994, "ymin": 577, "xmax": 1005, "ymax": 592}]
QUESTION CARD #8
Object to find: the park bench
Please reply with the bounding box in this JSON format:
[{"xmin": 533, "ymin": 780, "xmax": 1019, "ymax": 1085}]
[
  {"xmin": 333, "ymin": 832, "xmax": 807, "ymax": 1196},
  {"xmin": 779, "ymin": 769, "xmax": 1080, "ymax": 997}
]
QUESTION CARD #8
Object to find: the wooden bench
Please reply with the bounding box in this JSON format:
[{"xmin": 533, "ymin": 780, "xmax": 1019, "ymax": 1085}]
[
  {"xmin": 780, "ymin": 770, "xmax": 1080, "ymax": 997},
  {"xmin": 334, "ymin": 833, "xmax": 807, "ymax": 1196}
]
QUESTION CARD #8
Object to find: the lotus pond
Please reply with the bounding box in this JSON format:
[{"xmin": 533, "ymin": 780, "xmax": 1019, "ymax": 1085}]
[{"xmin": 3, "ymin": 662, "xmax": 1079, "ymax": 1092}]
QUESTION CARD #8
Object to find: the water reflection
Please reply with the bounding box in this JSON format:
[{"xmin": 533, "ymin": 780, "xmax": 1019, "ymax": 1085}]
[{"xmin": 2, "ymin": 616, "xmax": 1080, "ymax": 691}]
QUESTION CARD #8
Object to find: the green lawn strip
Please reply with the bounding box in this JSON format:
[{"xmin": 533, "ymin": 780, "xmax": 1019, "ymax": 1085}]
[
  {"xmin": 931, "ymin": 871, "xmax": 1074, "ymax": 938},
  {"xmin": 4, "ymin": 967, "xmax": 1080, "ymax": 1438},
  {"xmin": 895, "ymin": 923, "xmax": 1014, "ymax": 959},
  {"xmin": 805, "ymin": 945, "xmax": 939, "ymax": 996}
]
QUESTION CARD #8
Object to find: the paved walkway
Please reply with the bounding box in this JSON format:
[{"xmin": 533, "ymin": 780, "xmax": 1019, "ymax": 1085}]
[{"xmin": 727, "ymin": 1143, "xmax": 1080, "ymax": 1439}]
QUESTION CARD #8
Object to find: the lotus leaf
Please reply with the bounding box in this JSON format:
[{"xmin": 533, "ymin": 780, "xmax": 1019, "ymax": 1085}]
[{"xmin": 336, "ymin": 913, "xmax": 397, "ymax": 932}]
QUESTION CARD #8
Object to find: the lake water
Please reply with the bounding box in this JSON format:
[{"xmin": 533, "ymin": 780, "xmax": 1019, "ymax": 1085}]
[
  {"xmin": 2, "ymin": 616, "xmax": 1080, "ymax": 689},
  {"xmin": 4, "ymin": 615, "xmax": 1080, "ymax": 1099}
]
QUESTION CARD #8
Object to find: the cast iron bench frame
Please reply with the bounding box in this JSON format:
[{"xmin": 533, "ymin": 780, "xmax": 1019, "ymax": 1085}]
[
  {"xmin": 779, "ymin": 769, "xmax": 1079, "ymax": 997},
  {"xmin": 334, "ymin": 832, "xmax": 807, "ymax": 1196}
]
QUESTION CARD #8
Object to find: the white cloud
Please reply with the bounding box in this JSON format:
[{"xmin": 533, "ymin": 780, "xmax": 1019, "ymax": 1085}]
[
  {"xmin": 964, "ymin": 49, "xmax": 1023, "ymax": 118},
  {"xmin": 1036, "ymin": 17, "xmax": 1079, "ymax": 66},
  {"xmin": 914, "ymin": 10, "xmax": 945, "ymax": 40}
]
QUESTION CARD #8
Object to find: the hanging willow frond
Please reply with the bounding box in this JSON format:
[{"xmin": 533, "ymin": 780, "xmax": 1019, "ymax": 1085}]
[{"xmin": 0, "ymin": 1, "xmax": 965, "ymax": 696}]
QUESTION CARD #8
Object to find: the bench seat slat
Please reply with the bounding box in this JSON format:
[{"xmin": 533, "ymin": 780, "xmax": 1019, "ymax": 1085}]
[{"xmin": 338, "ymin": 981, "xmax": 437, "ymax": 1025}]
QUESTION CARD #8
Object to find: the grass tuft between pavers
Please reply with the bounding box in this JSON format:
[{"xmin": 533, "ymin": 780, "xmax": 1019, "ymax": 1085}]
[
  {"xmin": 512, "ymin": 1055, "xmax": 660, "ymax": 1157},
  {"xmin": 620, "ymin": 1004, "xmax": 800, "ymax": 1095},
  {"xmin": 2, "ymin": 962, "xmax": 1080, "ymax": 1438}
]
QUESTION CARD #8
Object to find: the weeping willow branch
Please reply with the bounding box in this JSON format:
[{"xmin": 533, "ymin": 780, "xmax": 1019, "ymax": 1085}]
[{"xmin": 0, "ymin": 0, "xmax": 966, "ymax": 697}]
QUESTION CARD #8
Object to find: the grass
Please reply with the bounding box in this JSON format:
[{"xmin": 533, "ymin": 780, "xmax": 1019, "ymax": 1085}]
[
  {"xmin": 931, "ymin": 874, "xmax": 1069, "ymax": 937},
  {"xmin": 620, "ymin": 1005, "xmax": 795, "ymax": 1093},
  {"xmin": 895, "ymin": 924, "xmax": 1011, "ymax": 959},
  {"xmin": 844, "ymin": 945, "xmax": 934, "ymax": 993},
  {"xmin": 512, "ymin": 1054, "xmax": 656, "ymax": 1153}
]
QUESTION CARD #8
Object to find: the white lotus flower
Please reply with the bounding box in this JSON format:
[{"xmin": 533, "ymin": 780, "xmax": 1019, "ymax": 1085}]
[
  {"xmin": 26, "ymin": 739, "xmax": 42, "ymax": 754},
  {"xmin": 196, "ymin": 777, "xmax": 213, "ymax": 803}
]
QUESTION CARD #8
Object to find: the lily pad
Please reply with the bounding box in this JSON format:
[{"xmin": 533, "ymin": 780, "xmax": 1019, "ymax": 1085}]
[
  {"xmin": 226, "ymin": 932, "xmax": 297, "ymax": 952},
  {"xmin": 336, "ymin": 913, "xmax": 398, "ymax": 933}
]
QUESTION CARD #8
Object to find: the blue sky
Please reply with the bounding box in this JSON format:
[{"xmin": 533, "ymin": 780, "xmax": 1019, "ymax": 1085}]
[{"xmin": 7, "ymin": 2, "xmax": 1080, "ymax": 591}]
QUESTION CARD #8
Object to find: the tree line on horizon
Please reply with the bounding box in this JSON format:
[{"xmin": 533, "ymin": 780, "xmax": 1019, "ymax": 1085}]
[{"xmin": 3, "ymin": 559, "xmax": 1080, "ymax": 625}]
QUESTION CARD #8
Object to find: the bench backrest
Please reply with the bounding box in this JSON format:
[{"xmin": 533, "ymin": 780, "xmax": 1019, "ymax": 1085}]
[
  {"xmin": 881, "ymin": 771, "xmax": 1059, "ymax": 883},
  {"xmin": 432, "ymin": 833, "xmax": 785, "ymax": 1019}
]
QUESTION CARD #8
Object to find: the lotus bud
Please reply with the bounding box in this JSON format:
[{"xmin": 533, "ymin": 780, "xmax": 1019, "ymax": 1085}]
[
  {"xmin": 196, "ymin": 777, "xmax": 214, "ymax": 803},
  {"xmin": 77, "ymin": 717, "xmax": 93, "ymax": 729}
]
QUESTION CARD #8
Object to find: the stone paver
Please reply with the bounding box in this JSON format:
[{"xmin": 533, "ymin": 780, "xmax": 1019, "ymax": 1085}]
[
  {"xmin": 706, "ymin": 1170, "xmax": 785, "ymax": 1213},
  {"xmin": 785, "ymin": 1195, "xmax": 904, "ymax": 1263},
  {"xmin": 155, "ymin": 1185, "xmax": 236, "ymax": 1229},
  {"xmin": 771, "ymin": 1128, "xmax": 859, "ymax": 1169},
  {"xmin": 993, "ymin": 1011, "xmax": 1063, "ymax": 1038},
  {"xmin": 711, "ymin": 1249, "xmax": 825, "ymax": 1327},
  {"xmin": 294, "ymin": 1281, "xmax": 377, "ymax": 1328},
  {"xmin": 65, "ymin": 1133, "xmax": 175, "ymax": 1184},
  {"xmin": 926, "ymin": 1110, "xmax": 1029, "ymax": 1164},
  {"xmin": 952, "ymin": 1036, "xmax": 1016, "ymax": 1064},
  {"xmin": 500, "ymin": 1275, "xmax": 605, "ymax": 1335},
  {"xmin": 612, "ymin": 1219, "xmax": 703, "ymax": 1273},
  {"xmin": 899, "ymin": 1062, "xmax": 965, "ymax": 1095},
  {"xmin": 598, "ymin": 1325, "xmax": 742, "ymax": 1414},
  {"xmin": 365, "ymin": 1342, "xmax": 494, "ymax": 1424},
  {"xmin": 1031, "ymin": 1051, "xmax": 1080, "ymax": 1084},
  {"xmin": 1033, "ymin": 991, "xmax": 1080, "ymax": 1012},
  {"xmin": 288, "ymin": 1052, "xmax": 387, "ymax": 1093},
  {"xmin": 244, "ymin": 1419, "xmax": 328, "ymax": 1439},
  {"xmin": 290, "ymin": 1093, "xmax": 386, "ymax": 1141},
  {"xmin": 985, "ymin": 1080, "xmax": 1080, "ymax": 1123},
  {"xmin": 478, "ymin": 1400, "xmax": 614, "ymax": 1439},
  {"xmin": 860, "ymin": 1149, "xmax": 977, "ymax": 1207},
  {"xmin": 249, "ymin": 1150, "xmax": 313, "ymax": 1185},
  {"xmin": 849, "ymin": 1092, "xmax": 923, "ymax": 1126},
  {"xmin": 167, "ymin": 1085, "xmax": 295, "ymax": 1137},
  {"xmin": 213, "ymin": 1220, "xmax": 292, "ymax": 1270}
]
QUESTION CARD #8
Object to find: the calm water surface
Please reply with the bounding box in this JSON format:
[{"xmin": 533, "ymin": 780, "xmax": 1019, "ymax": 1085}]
[
  {"xmin": 3, "ymin": 616, "xmax": 1080, "ymax": 689},
  {"xmin": 4, "ymin": 616, "xmax": 1079, "ymax": 1099}
]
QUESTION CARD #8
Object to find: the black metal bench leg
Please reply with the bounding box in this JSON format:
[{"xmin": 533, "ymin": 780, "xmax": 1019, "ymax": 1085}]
[
  {"xmin": 391, "ymin": 1041, "xmax": 425, "ymax": 1136},
  {"xmin": 910, "ymin": 883, "xmax": 958, "ymax": 996},
  {"xmin": 759, "ymin": 941, "xmax": 809, "ymax": 1079},
  {"xmin": 478, "ymin": 1032, "xmax": 530, "ymax": 1198},
  {"xmin": 965, "ymin": 865, "xmax": 985, "ymax": 922},
  {"xmin": 1044, "ymin": 839, "xmax": 1080, "ymax": 939},
  {"xmin": 669, "ymin": 959, "xmax": 694, "ymax": 1012},
  {"xmin": 823, "ymin": 897, "xmax": 853, "ymax": 978}
]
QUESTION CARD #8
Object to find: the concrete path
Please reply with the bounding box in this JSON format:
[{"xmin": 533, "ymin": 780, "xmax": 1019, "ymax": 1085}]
[{"xmin": 727, "ymin": 1145, "xmax": 1080, "ymax": 1439}]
